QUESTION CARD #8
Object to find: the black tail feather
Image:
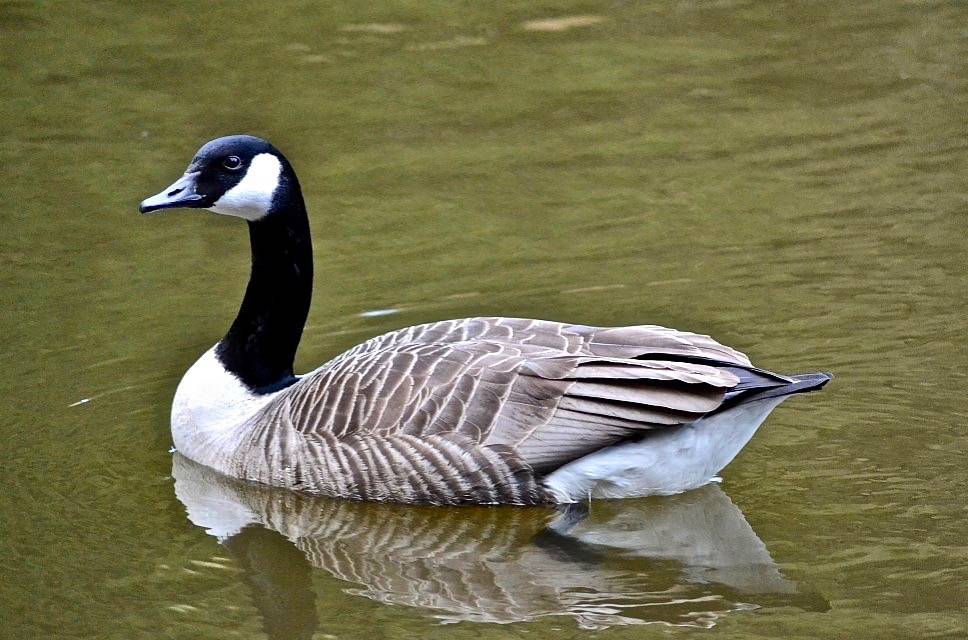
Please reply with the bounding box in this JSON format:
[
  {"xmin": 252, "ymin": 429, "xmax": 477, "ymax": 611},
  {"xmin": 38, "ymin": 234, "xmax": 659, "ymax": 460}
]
[{"xmin": 727, "ymin": 371, "xmax": 832, "ymax": 406}]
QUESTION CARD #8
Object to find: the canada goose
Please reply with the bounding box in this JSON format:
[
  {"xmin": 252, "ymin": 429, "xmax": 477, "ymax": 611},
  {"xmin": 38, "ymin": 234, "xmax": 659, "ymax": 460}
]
[{"xmin": 140, "ymin": 134, "xmax": 830, "ymax": 505}]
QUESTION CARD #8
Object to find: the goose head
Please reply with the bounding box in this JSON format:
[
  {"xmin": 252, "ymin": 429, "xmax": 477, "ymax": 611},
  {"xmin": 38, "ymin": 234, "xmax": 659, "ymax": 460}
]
[{"xmin": 139, "ymin": 134, "xmax": 298, "ymax": 222}]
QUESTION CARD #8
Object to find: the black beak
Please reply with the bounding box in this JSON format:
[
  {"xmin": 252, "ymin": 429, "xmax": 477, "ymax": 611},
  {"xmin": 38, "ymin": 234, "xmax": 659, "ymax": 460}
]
[{"xmin": 139, "ymin": 172, "xmax": 205, "ymax": 214}]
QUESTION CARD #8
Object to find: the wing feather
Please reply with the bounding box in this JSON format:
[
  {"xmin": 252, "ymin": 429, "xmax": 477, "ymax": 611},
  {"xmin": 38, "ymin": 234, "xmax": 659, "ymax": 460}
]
[{"xmin": 246, "ymin": 317, "xmax": 756, "ymax": 499}]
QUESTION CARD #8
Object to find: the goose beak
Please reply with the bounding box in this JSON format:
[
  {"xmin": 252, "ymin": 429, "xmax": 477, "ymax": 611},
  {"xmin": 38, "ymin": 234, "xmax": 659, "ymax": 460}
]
[{"xmin": 139, "ymin": 172, "xmax": 205, "ymax": 214}]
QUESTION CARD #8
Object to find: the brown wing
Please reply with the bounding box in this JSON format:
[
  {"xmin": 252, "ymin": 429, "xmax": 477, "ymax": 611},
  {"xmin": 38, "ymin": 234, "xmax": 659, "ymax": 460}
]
[{"xmin": 259, "ymin": 318, "xmax": 746, "ymax": 477}]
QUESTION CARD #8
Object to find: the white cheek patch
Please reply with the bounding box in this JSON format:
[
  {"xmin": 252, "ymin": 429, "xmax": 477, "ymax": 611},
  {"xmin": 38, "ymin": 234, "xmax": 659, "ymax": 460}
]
[{"xmin": 208, "ymin": 153, "xmax": 282, "ymax": 221}]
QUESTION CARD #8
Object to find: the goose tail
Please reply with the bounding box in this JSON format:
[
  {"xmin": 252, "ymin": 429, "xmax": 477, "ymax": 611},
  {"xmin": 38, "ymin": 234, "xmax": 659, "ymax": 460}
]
[
  {"xmin": 542, "ymin": 369, "xmax": 831, "ymax": 502},
  {"xmin": 728, "ymin": 371, "xmax": 832, "ymax": 405}
]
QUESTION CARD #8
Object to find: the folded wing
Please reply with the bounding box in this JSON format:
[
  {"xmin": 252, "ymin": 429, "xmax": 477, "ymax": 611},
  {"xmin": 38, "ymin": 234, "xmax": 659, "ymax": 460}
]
[{"xmin": 261, "ymin": 318, "xmax": 767, "ymax": 478}]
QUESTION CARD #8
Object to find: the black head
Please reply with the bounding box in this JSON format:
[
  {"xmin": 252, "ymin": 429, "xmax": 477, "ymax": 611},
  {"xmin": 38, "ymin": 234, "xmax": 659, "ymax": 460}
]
[{"xmin": 139, "ymin": 135, "xmax": 297, "ymax": 221}]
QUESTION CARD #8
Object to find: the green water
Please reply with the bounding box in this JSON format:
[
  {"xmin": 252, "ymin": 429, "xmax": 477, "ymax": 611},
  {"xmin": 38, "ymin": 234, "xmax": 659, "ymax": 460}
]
[{"xmin": 1, "ymin": 1, "xmax": 966, "ymax": 638}]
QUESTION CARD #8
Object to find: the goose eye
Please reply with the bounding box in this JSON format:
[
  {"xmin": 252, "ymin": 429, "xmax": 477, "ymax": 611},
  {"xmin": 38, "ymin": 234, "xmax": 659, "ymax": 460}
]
[{"xmin": 222, "ymin": 155, "xmax": 243, "ymax": 170}]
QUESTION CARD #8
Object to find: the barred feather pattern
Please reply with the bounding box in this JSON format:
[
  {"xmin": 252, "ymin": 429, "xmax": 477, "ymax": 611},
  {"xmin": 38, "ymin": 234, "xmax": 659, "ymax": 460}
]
[
  {"xmin": 212, "ymin": 317, "xmax": 754, "ymax": 504},
  {"xmin": 172, "ymin": 453, "xmax": 810, "ymax": 626}
]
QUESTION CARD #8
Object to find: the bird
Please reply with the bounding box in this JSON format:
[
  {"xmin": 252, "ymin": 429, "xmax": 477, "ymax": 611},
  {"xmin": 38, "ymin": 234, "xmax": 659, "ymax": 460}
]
[{"xmin": 139, "ymin": 134, "xmax": 830, "ymax": 505}]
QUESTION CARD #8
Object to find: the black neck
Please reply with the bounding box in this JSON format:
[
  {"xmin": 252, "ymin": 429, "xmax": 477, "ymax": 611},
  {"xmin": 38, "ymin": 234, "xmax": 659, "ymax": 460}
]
[{"xmin": 216, "ymin": 190, "xmax": 313, "ymax": 393}]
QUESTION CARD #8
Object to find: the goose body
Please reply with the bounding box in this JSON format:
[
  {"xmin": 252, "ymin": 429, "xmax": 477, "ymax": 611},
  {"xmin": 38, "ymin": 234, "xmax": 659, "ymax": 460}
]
[{"xmin": 140, "ymin": 135, "xmax": 830, "ymax": 505}]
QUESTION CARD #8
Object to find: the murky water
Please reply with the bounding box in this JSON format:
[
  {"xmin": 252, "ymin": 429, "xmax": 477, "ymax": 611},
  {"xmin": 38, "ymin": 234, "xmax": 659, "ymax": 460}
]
[{"xmin": 1, "ymin": 1, "xmax": 966, "ymax": 638}]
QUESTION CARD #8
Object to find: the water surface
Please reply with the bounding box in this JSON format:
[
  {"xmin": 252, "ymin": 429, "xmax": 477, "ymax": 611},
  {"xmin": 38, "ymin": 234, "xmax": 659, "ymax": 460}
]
[{"xmin": 1, "ymin": 1, "xmax": 966, "ymax": 638}]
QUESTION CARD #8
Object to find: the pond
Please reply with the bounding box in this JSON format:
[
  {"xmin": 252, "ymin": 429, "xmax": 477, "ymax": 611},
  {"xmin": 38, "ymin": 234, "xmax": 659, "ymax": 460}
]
[{"xmin": 1, "ymin": 1, "xmax": 965, "ymax": 638}]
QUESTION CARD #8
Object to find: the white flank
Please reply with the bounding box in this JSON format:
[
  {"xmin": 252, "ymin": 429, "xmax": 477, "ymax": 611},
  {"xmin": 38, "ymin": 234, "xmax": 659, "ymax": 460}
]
[
  {"xmin": 543, "ymin": 396, "xmax": 788, "ymax": 502},
  {"xmin": 171, "ymin": 346, "xmax": 281, "ymax": 471},
  {"xmin": 208, "ymin": 153, "xmax": 282, "ymax": 221}
]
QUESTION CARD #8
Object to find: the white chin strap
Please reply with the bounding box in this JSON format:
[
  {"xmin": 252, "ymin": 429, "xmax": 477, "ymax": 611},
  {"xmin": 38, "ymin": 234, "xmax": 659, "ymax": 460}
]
[{"xmin": 208, "ymin": 153, "xmax": 282, "ymax": 221}]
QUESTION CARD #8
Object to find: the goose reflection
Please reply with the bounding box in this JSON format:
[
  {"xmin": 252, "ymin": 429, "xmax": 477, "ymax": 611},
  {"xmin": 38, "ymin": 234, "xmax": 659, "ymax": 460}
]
[{"xmin": 172, "ymin": 454, "xmax": 826, "ymax": 632}]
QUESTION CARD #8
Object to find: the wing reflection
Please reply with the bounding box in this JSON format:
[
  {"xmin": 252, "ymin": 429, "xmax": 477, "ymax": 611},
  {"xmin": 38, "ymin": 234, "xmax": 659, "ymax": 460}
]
[{"xmin": 172, "ymin": 454, "xmax": 826, "ymax": 631}]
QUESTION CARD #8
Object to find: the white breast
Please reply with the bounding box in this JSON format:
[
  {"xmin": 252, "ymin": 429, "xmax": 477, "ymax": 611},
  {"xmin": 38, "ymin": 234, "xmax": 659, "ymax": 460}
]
[{"xmin": 171, "ymin": 346, "xmax": 280, "ymax": 470}]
